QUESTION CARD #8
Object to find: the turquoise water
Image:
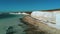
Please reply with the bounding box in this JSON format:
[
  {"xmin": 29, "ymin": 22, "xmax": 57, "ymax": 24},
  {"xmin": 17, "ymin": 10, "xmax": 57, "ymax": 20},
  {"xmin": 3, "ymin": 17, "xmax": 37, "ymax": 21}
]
[{"xmin": 0, "ymin": 14, "xmax": 26, "ymax": 34}]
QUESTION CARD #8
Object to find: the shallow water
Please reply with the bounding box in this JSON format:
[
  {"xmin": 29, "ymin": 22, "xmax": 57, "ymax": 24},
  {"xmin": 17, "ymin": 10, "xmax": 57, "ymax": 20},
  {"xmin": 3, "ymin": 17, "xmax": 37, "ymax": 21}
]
[{"xmin": 0, "ymin": 14, "xmax": 26, "ymax": 34}]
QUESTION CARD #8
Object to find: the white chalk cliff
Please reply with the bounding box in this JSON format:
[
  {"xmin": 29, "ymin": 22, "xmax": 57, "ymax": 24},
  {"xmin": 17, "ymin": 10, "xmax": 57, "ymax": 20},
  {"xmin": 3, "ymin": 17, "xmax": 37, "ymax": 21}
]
[{"xmin": 31, "ymin": 11, "xmax": 60, "ymax": 29}]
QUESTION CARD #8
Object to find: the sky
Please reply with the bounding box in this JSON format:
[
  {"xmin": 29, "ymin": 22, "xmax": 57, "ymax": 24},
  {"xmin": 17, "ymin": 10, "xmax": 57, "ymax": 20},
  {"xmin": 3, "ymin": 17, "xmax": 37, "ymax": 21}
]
[{"xmin": 0, "ymin": 0, "xmax": 60, "ymax": 12}]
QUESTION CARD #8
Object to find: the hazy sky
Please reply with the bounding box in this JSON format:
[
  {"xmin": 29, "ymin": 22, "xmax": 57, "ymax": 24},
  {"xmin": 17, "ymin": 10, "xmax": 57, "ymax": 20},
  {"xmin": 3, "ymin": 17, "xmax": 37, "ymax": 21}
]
[{"xmin": 0, "ymin": 0, "xmax": 60, "ymax": 12}]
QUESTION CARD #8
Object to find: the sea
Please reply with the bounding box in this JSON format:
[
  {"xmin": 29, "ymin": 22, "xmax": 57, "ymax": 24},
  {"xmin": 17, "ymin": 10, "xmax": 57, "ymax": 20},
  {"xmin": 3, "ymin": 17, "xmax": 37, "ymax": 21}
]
[{"xmin": 0, "ymin": 14, "xmax": 27, "ymax": 34}]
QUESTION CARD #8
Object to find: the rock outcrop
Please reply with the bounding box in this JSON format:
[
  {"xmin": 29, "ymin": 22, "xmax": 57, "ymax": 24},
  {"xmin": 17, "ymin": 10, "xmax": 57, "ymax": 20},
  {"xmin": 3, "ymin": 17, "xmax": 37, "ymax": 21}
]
[{"xmin": 22, "ymin": 15, "xmax": 60, "ymax": 34}]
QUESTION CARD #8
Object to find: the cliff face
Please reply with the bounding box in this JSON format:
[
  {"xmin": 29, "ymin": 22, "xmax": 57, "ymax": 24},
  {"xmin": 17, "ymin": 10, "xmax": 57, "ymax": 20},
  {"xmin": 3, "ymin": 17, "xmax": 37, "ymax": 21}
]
[
  {"xmin": 31, "ymin": 11, "xmax": 56, "ymax": 24},
  {"xmin": 22, "ymin": 15, "xmax": 60, "ymax": 34}
]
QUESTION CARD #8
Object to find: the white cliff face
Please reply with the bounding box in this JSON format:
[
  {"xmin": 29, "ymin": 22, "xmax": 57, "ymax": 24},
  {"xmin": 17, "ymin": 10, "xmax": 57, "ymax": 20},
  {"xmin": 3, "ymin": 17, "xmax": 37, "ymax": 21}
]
[
  {"xmin": 31, "ymin": 11, "xmax": 58, "ymax": 29},
  {"xmin": 52, "ymin": 11, "xmax": 60, "ymax": 29},
  {"xmin": 31, "ymin": 11, "xmax": 54, "ymax": 19},
  {"xmin": 31, "ymin": 11, "xmax": 55, "ymax": 22},
  {"xmin": 56, "ymin": 12, "xmax": 60, "ymax": 29}
]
